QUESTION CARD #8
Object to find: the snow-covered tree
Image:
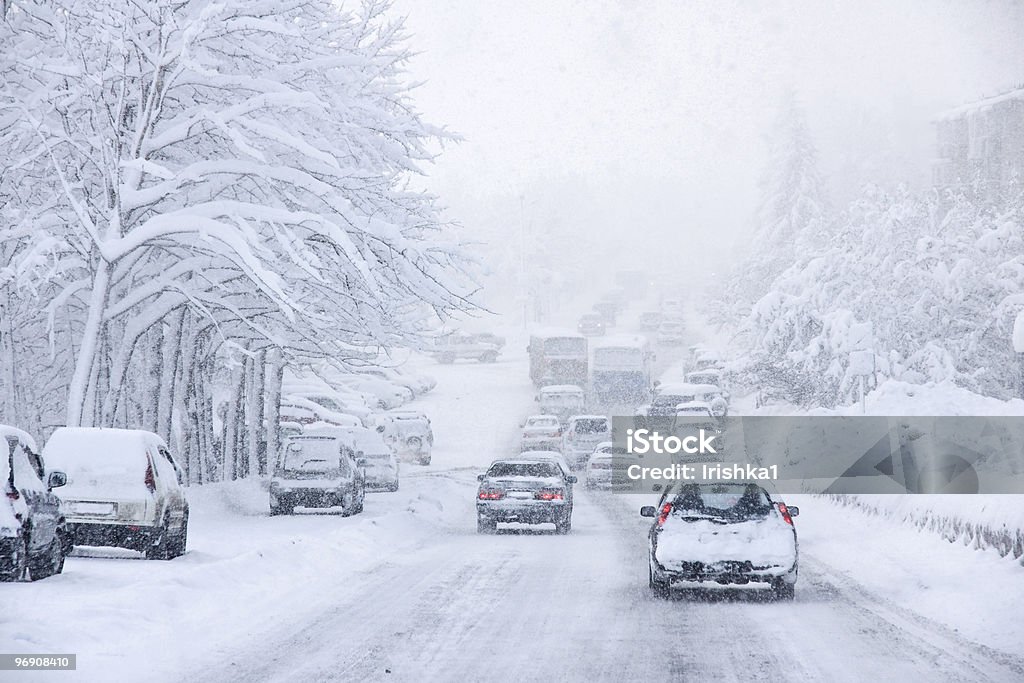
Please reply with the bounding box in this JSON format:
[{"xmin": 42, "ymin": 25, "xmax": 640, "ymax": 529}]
[{"xmin": 0, "ymin": 0, "xmax": 476, "ymax": 477}]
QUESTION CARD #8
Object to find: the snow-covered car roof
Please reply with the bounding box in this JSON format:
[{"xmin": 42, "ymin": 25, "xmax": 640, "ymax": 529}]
[
  {"xmin": 540, "ymin": 384, "xmax": 585, "ymax": 394},
  {"xmin": 675, "ymin": 401, "xmax": 713, "ymax": 415},
  {"xmin": 524, "ymin": 414, "xmax": 560, "ymax": 422},
  {"xmin": 0, "ymin": 424, "xmax": 38, "ymax": 453},
  {"xmin": 567, "ymin": 414, "xmax": 609, "ymax": 422}
]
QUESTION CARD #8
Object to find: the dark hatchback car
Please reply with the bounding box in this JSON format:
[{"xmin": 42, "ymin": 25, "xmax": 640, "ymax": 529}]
[
  {"xmin": 477, "ymin": 459, "xmax": 575, "ymax": 534},
  {"xmin": 641, "ymin": 482, "xmax": 799, "ymax": 600},
  {"xmin": 1, "ymin": 425, "xmax": 69, "ymax": 581},
  {"xmin": 269, "ymin": 435, "xmax": 366, "ymax": 516}
]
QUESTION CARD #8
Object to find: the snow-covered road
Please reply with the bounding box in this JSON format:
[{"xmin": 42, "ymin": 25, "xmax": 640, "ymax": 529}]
[{"xmin": 3, "ymin": 338, "xmax": 1023, "ymax": 682}]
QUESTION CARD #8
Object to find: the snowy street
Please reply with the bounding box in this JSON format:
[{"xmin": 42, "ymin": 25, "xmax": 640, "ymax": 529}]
[
  {"xmin": 5, "ymin": 343, "xmax": 1023, "ymax": 682},
  {"xmin": 2, "ymin": 2, "xmax": 1023, "ymax": 681}
]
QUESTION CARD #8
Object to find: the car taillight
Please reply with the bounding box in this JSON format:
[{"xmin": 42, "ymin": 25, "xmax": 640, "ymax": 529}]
[
  {"xmin": 777, "ymin": 502, "xmax": 794, "ymax": 525},
  {"xmin": 535, "ymin": 489, "xmax": 564, "ymax": 501},
  {"xmin": 144, "ymin": 463, "xmax": 156, "ymax": 493},
  {"xmin": 656, "ymin": 503, "xmax": 672, "ymax": 527},
  {"xmin": 478, "ymin": 489, "xmax": 504, "ymax": 500}
]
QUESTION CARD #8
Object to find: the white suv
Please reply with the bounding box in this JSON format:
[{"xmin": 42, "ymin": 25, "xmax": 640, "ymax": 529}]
[{"xmin": 43, "ymin": 428, "xmax": 189, "ymax": 560}]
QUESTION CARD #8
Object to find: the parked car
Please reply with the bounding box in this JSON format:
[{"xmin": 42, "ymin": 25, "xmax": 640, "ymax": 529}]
[
  {"xmin": 305, "ymin": 424, "xmax": 399, "ymax": 492},
  {"xmin": 335, "ymin": 375, "xmax": 412, "ymax": 410},
  {"xmin": 640, "ymin": 482, "xmax": 799, "ymax": 599},
  {"xmin": 561, "ymin": 415, "xmax": 612, "ymax": 470},
  {"xmin": 577, "ymin": 313, "xmax": 606, "ymax": 337},
  {"xmin": 269, "ymin": 434, "xmax": 366, "ymax": 515},
  {"xmin": 520, "ymin": 415, "xmax": 563, "ymax": 452},
  {"xmin": 639, "ymin": 311, "xmax": 663, "ymax": 330},
  {"xmin": 43, "ymin": 428, "xmax": 189, "ymax": 560},
  {"xmin": 536, "ymin": 385, "xmax": 586, "ymax": 424},
  {"xmin": 376, "ymin": 410, "xmax": 433, "ymax": 465},
  {"xmin": 356, "ymin": 367, "xmax": 434, "ymax": 398},
  {"xmin": 470, "ymin": 332, "xmax": 507, "ymax": 350},
  {"xmin": 476, "ymin": 459, "xmax": 575, "ymax": 534},
  {"xmin": 431, "ymin": 331, "xmax": 501, "ymax": 364},
  {"xmin": 1, "ymin": 425, "xmax": 69, "ymax": 581},
  {"xmin": 280, "ymin": 396, "xmax": 364, "ymax": 427}
]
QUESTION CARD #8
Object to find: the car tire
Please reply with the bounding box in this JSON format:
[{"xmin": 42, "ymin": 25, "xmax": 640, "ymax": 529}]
[
  {"xmin": 0, "ymin": 536, "xmax": 28, "ymax": 582},
  {"xmin": 772, "ymin": 579, "xmax": 795, "ymax": 601},
  {"xmin": 28, "ymin": 536, "xmax": 64, "ymax": 581},
  {"xmin": 649, "ymin": 564, "xmax": 670, "ymax": 598},
  {"xmin": 477, "ymin": 515, "xmax": 497, "ymax": 534},
  {"xmin": 478, "ymin": 351, "xmax": 498, "ymax": 363},
  {"xmin": 169, "ymin": 513, "xmax": 188, "ymax": 558},
  {"xmin": 387, "ymin": 481, "xmax": 399, "ymax": 492},
  {"xmin": 145, "ymin": 517, "xmax": 173, "ymax": 560}
]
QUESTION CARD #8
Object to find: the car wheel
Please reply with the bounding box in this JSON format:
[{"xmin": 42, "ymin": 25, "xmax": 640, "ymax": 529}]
[
  {"xmin": 0, "ymin": 536, "xmax": 28, "ymax": 582},
  {"xmin": 477, "ymin": 515, "xmax": 497, "ymax": 534},
  {"xmin": 145, "ymin": 517, "xmax": 173, "ymax": 560},
  {"xmin": 772, "ymin": 579, "xmax": 795, "ymax": 601},
  {"xmin": 649, "ymin": 563, "xmax": 670, "ymax": 598},
  {"xmin": 170, "ymin": 513, "xmax": 188, "ymax": 558},
  {"xmin": 388, "ymin": 481, "xmax": 399, "ymax": 492},
  {"xmin": 478, "ymin": 351, "xmax": 498, "ymax": 363},
  {"xmin": 28, "ymin": 536, "xmax": 64, "ymax": 580}
]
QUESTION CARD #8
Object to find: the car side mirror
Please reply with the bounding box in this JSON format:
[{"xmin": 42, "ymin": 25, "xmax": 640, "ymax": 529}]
[
  {"xmin": 47, "ymin": 470, "xmax": 67, "ymax": 489},
  {"xmin": 357, "ymin": 458, "xmax": 367, "ymax": 467},
  {"xmin": 566, "ymin": 475, "xmax": 577, "ymax": 484},
  {"xmin": 477, "ymin": 473, "xmax": 486, "ymax": 481},
  {"xmin": 639, "ymin": 505, "xmax": 657, "ymax": 517},
  {"xmin": 787, "ymin": 506, "xmax": 800, "ymax": 517}
]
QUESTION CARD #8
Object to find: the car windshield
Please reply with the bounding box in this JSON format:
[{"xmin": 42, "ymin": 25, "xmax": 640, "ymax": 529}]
[
  {"xmin": 280, "ymin": 439, "xmax": 345, "ymax": 475},
  {"xmin": 541, "ymin": 392, "xmax": 582, "ymax": 403},
  {"xmin": 670, "ymin": 484, "xmax": 772, "ymax": 519},
  {"xmin": 487, "ymin": 462, "xmax": 561, "ymax": 478},
  {"xmin": 573, "ymin": 419, "xmax": 608, "ymax": 434}
]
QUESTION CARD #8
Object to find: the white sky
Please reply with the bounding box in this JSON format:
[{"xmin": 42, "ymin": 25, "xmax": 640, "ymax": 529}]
[{"xmin": 390, "ymin": 0, "xmax": 1024, "ymax": 302}]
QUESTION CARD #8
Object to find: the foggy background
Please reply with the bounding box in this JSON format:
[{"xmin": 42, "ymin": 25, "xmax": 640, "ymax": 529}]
[{"xmin": 393, "ymin": 0, "xmax": 1024, "ymax": 317}]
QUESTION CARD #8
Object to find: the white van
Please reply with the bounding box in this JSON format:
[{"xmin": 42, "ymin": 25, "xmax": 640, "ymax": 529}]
[{"xmin": 43, "ymin": 428, "xmax": 189, "ymax": 560}]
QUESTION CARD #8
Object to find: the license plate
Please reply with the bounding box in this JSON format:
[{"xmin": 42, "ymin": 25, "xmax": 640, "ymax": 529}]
[
  {"xmin": 507, "ymin": 491, "xmax": 533, "ymax": 499},
  {"xmin": 74, "ymin": 502, "xmax": 116, "ymax": 516}
]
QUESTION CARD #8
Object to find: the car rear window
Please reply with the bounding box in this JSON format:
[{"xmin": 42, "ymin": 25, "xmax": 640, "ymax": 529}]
[
  {"xmin": 282, "ymin": 439, "xmax": 345, "ymax": 474},
  {"xmin": 573, "ymin": 419, "xmax": 609, "ymax": 433},
  {"xmin": 487, "ymin": 462, "xmax": 560, "ymax": 478},
  {"xmin": 670, "ymin": 484, "xmax": 771, "ymax": 519}
]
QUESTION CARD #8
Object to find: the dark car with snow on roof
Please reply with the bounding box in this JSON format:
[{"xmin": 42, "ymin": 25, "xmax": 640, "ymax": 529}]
[
  {"xmin": 1, "ymin": 425, "xmax": 69, "ymax": 581},
  {"xmin": 477, "ymin": 459, "xmax": 575, "ymax": 534},
  {"xmin": 641, "ymin": 483, "xmax": 799, "ymax": 600},
  {"xmin": 270, "ymin": 434, "xmax": 365, "ymax": 515}
]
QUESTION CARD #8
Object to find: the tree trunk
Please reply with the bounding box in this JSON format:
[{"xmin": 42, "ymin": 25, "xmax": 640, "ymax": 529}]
[
  {"xmin": 67, "ymin": 259, "xmax": 111, "ymax": 426},
  {"xmin": 264, "ymin": 348, "xmax": 284, "ymax": 476},
  {"xmin": 246, "ymin": 349, "xmax": 266, "ymax": 478}
]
